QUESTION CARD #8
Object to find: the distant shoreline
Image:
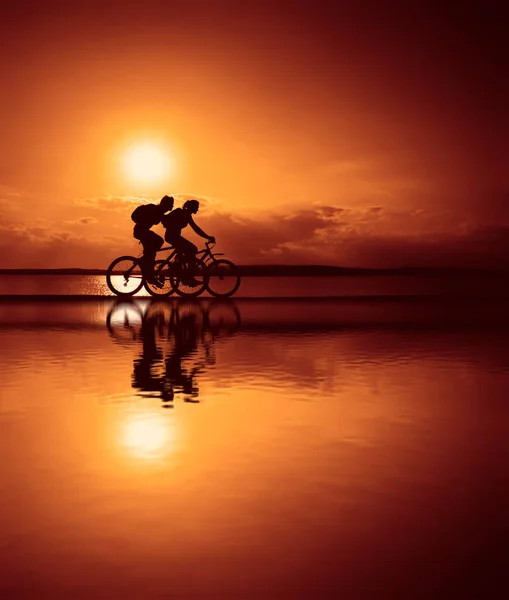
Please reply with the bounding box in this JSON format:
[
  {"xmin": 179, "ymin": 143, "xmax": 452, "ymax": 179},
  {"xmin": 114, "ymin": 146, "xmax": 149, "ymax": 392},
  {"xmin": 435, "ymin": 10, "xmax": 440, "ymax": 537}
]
[{"xmin": 0, "ymin": 266, "xmax": 507, "ymax": 276}]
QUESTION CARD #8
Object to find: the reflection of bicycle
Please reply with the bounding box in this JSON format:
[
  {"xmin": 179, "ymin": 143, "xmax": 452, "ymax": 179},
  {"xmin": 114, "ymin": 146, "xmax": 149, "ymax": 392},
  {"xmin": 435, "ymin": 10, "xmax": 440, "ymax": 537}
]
[
  {"xmin": 105, "ymin": 298, "xmax": 241, "ymax": 404},
  {"xmin": 106, "ymin": 241, "xmax": 241, "ymax": 298},
  {"xmin": 106, "ymin": 298, "xmax": 241, "ymax": 345}
]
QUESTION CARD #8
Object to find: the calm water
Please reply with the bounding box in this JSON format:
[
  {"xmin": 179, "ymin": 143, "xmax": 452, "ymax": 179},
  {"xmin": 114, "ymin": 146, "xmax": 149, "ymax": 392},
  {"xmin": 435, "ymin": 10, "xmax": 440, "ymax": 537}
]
[{"xmin": 1, "ymin": 298, "xmax": 508, "ymax": 598}]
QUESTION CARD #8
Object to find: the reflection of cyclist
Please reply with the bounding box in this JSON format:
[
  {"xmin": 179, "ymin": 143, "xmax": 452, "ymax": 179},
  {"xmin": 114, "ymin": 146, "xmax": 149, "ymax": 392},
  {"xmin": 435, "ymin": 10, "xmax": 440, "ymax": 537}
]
[
  {"xmin": 131, "ymin": 303, "xmax": 202, "ymax": 403},
  {"xmin": 106, "ymin": 299, "xmax": 241, "ymax": 406},
  {"xmin": 131, "ymin": 195, "xmax": 174, "ymax": 285},
  {"xmin": 165, "ymin": 309, "xmax": 202, "ymax": 400},
  {"xmin": 132, "ymin": 312, "xmax": 168, "ymax": 399},
  {"xmin": 162, "ymin": 200, "xmax": 215, "ymax": 286}
]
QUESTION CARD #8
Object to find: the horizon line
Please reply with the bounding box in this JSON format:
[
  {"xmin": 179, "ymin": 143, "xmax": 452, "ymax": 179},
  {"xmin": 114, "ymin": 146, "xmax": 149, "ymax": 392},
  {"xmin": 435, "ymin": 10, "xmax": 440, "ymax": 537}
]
[{"xmin": 0, "ymin": 265, "xmax": 508, "ymax": 275}]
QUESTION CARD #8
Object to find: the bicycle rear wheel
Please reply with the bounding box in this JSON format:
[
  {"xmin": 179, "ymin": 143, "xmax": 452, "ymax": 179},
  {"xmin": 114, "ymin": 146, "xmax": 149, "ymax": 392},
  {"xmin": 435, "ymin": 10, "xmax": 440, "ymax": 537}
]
[
  {"xmin": 144, "ymin": 259, "xmax": 175, "ymax": 296},
  {"xmin": 106, "ymin": 300, "xmax": 143, "ymax": 344},
  {"xmin": 106, "ymin": 256, "xmax": 144, "ymax": 296},
  {"xmin": 206, "ymin": 259, "xmax": 241, "ymax": 298}
]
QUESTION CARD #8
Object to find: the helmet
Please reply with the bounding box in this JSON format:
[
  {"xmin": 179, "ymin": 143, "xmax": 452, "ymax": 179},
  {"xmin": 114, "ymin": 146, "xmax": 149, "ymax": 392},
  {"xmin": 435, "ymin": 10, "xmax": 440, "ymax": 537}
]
[
  {"xmin": 160, "ymin": 195, "xmax": 174, "ymax": 210},
  {"xmin": 183, "ymin": 199, "xmax": 199, "ymax": 212}
]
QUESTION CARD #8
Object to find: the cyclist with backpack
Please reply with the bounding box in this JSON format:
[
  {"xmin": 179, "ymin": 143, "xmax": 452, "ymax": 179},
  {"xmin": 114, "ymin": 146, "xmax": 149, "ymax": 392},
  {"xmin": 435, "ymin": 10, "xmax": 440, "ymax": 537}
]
[
  {"xmin": 131, "ymin": 195, "xmax": 174, "ymax": 284},
  {"xmin": 162, "ymin": 199, "xmax": 215, "ymax": 286}
]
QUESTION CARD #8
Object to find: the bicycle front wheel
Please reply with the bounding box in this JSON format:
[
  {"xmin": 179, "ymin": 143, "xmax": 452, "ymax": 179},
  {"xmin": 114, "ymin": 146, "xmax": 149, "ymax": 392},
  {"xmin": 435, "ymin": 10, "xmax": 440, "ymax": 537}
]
[
  {"xmin": 206, "ymin": 260, "xmax": 241, "ymax": 298},
  {"xmin": 144, "ymin": 259, "xmax": 175, "ymax": 296},
  {"xmin": 106, "ymin": 256, "xmax": 144, "ymax": 296},
  {"xmin": 171, "ymin": 259, "xmax": 209, "ymax": 298},
  {"xmin": 206, "ymin": 300, "xmax": 241, "ymax": 334}
]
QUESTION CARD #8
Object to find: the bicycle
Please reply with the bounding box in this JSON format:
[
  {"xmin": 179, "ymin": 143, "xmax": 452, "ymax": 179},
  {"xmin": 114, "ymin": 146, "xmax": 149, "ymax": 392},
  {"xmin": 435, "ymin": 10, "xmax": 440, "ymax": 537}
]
[
  {"xmin": 106, "ymin": 298, "xmax": 241, "ymax": 344},
  {"xmin": 106, "ymin": 240, "xmax": 241, "ymax": 298}
]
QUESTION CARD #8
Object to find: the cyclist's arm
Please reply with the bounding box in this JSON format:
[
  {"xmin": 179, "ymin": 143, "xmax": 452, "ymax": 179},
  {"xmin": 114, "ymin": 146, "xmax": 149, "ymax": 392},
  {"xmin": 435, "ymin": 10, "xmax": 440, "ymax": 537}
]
[{"xmin": 189, "ymin": 216, "xmax": 214, "ymax": 240}]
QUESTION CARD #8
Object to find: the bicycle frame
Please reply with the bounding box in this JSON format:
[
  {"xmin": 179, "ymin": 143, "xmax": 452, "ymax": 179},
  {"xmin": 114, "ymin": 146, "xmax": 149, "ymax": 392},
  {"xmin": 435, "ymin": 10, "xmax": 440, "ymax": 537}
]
[
  {"xmin": 124, "ymin": 241, "xmax": 223, "ymax": 283},
  {"xmin": 156, "ymin": 241, "xmax": 222, "ymax": 271},
  {"xmin": 196, "ymin": 241, "xmax": 225, "ymax": 267},
  {"xmin": 123, "ymin": 246, "xmax": 178, "ymax": 281}
]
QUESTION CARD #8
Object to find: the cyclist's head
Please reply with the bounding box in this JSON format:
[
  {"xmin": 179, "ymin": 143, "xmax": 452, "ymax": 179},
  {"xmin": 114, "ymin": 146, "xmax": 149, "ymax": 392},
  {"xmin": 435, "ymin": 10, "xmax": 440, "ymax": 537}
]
[
  {"xmin": 160, "ymin": 195, "xmax": 174, "ymax": 211},
  {"xmin": 183, "ymin": 199, "xmax": 199, "ymax": 213}
]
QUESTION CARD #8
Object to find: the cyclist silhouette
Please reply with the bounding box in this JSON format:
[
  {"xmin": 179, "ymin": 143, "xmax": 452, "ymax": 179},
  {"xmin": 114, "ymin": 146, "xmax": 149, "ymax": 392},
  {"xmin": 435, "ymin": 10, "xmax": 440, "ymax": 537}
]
[
  {"xmin": 162, "ymin": 199, "xmax": 215, "ymax": 286},
  {"xmin": 131, "ymin": 303, "xmax": 205, "ymax": 403},
  {"xmin": 131, "ymin": 195, "xmax": 174, "ymax": 285},
  {"xmin": 131, "ymin": 309, "xmax": 168, "ymax": 399}
]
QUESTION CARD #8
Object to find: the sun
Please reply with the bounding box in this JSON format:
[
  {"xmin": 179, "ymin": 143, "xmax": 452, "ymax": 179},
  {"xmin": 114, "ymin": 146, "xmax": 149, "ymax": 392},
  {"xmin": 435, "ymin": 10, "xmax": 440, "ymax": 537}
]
[{"xmin": 122, "ymin": 141, "xmax": 171, "ymax": 185}]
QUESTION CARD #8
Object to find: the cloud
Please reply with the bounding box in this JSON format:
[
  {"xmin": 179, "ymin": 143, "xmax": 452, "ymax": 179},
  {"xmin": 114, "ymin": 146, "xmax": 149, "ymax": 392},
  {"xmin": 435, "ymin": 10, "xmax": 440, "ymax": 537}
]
[
  {"xmin": 172, "ymin": 193, "xmax": 222, "ymax": 211},
  {"xmin": 0, "ymin": 185, "xmax": 25, "ymax": 198},
  {"xmin": 1, "ymin": 197, "xmax": 509, "ymax": 269},
  {"xmin": 196, "ymin": 204, "xmax": 509, "ymax": 268},
  {"xmin": 73, "ymin": 193, "xmax": 222, "ymax": 214},
  {"xmin": 0, "ymin": 219, "xmax": 131, "ymax": 269},
  {"xmin": 0, "ymin": 185, "xmax": 27, "ymax": 213},
  {"xmin": 64, "ymin": 216, "xmax": 98, "ymax": 225},
  {"xmin": 73, "ymin": 195, "xmax": 142, "ymax": 212}
]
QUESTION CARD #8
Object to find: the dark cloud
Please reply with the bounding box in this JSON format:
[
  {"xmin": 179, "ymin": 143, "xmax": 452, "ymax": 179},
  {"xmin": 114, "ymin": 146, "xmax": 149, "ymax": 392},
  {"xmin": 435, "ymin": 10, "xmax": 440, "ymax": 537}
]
[
  {"xmin": 0, "ymin": 222, "xmax": 128, "ymax": 269},
  {"xmin": 197, "ymin": 205, "xmax": 509, "ymax": 268},
  {"xmin": 1, "ymin": 201, "xmax": 509, "ymax": 269},
  {"xmin": 339, "ymin": 226, "xmax": 509, "ymax": 269}
]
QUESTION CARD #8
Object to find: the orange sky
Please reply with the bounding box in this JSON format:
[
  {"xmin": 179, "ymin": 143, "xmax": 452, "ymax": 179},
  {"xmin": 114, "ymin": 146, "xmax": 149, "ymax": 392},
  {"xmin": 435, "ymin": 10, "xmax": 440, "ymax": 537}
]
[{"xmin": 0, "ymin": 1, "xmax": 507, "ymax": 268}]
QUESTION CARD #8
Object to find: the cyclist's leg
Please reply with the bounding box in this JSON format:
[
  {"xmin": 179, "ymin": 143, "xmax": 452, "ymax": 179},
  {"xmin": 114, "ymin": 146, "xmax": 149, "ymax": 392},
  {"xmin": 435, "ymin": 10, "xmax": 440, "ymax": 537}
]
[
  {"xmin": 166, "ymin": 236, "xmax": 196, "ymax": 265},
  {"xmin": 179, "ymin": 237, "xmax": 198, "ymax": 270},
  {"xmin": 133, "ymin": 225, "xmax": 147, "ymax": 275},
  {"xmin": 136, "ymin": 228, "xmax": 163, "ymax": 280},
  {"xmin": 166, "ymin": 236, "xmax": 198, "ymax": 282},
  {"xmin": 144, "ymin": 231, "xmax": 164, "ymax": 280}
]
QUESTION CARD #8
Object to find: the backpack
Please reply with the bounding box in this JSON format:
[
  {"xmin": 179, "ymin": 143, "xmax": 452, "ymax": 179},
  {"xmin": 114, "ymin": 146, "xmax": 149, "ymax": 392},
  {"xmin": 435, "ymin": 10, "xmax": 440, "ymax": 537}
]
[
  {"xmin": 131, "ymin": 204, "xmax": 155, "ymax": 226},
  {"xmin": 161, "ymin": 207, "xmax": 188, "ymax": 232}
]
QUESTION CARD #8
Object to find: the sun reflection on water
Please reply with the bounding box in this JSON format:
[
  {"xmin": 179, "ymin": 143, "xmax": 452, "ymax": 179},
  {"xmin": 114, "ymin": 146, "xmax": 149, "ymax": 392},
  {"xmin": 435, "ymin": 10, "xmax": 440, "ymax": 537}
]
[{"xmin": 121, "ymin": 412, "xmax": 177, "ymax": 459}]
